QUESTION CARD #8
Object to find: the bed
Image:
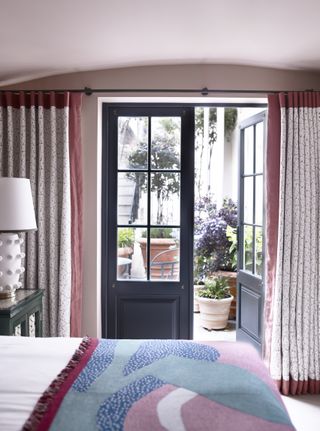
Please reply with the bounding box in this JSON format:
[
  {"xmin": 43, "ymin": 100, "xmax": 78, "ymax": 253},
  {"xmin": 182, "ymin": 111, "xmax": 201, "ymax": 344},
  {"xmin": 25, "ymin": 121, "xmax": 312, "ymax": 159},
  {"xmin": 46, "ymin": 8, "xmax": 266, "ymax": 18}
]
[{"xmin": 0, "ymin": 336, "xmax": 295, "ymax": 431}]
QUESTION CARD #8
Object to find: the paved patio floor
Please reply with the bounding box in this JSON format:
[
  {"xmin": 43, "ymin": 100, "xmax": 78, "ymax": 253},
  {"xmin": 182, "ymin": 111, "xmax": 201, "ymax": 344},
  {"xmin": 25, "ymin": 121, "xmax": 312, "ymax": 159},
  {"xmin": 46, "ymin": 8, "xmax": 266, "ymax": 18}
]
[{"xmin": 193, "ymin": 312, "xmax": 236, "ymax": 342}]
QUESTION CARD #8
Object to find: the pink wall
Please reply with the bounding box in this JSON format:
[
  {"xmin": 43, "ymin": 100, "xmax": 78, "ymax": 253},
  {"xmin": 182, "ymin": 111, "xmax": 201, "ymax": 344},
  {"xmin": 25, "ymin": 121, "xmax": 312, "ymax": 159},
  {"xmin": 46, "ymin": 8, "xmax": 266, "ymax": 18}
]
[{"xmin": 4, "ymin": 64, "xmax": 320, "ymax": 337}]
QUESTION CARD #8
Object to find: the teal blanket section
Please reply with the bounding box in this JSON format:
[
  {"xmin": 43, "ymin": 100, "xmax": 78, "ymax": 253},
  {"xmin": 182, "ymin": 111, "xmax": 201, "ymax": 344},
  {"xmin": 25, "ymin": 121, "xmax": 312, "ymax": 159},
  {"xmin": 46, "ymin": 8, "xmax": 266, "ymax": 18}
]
[{"xmin": 49, "ymin": 339, "xmax": 291, "ymax": 431}]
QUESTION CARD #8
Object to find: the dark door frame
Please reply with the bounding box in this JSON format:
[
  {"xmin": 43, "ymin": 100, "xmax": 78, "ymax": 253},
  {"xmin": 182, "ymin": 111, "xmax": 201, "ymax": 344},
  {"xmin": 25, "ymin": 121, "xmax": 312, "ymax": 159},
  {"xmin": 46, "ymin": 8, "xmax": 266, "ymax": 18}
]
[{"xmin": 101, "ymin": 102, "xmax": 268, "ymax": 339}]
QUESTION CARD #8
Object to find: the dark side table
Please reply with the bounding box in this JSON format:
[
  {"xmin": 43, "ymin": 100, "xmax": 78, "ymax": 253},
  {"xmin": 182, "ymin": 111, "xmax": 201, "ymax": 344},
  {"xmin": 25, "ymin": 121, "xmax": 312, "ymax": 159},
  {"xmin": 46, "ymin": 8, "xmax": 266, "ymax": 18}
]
[{"xmin": 0, "ymin": 289, "xmax": 43, "ymax": 336}]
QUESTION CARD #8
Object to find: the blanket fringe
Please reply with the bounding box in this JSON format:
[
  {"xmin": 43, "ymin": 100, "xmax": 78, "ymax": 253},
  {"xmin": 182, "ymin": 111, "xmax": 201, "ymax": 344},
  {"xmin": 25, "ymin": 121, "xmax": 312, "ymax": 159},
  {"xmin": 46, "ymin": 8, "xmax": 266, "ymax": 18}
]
[{"xmin": 22, "ymin": 336, "xmax": 92, "ymax": 431}]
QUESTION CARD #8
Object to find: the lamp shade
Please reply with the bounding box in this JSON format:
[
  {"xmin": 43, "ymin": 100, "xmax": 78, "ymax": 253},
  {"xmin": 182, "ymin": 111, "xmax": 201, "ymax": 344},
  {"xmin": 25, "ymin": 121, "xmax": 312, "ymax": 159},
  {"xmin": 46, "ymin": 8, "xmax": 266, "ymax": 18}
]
[{"xmin": 0, "ymin": 177, "xmax": 37, "ymax": 232}]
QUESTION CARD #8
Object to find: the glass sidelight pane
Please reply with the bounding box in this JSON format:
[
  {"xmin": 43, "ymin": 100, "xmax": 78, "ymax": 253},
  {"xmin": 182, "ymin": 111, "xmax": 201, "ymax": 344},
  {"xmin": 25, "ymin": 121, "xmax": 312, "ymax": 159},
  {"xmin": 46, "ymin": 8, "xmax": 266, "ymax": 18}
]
[
  {"xmin": 244, "ymin": 225, "xmax": 253, "ymax": 273},
  {"xmin": 150, "ymin": 228, "xmax": 180, "ymax": 280},
  {"xmin": 151, "ymin": 117, "xmax": 181, "ymax": 170},
  {"xmin": 244, "ymin": 176, "xmax": 253, "ymax": 224},
  {"xmin": 244, "ymin": 126, "xmax": 254, "ymax": 175},
  {"xmin": 117, "ymin": 228, "xmax": 147, "ymax": 280},
  {"xmin": 151, "ymin": 173, "xmax": 180, "ymax": 225},
  {"xmin": 118, "ymin": 117, "xmax": 148, "ymax": 169},
  {"xmin": 117, "ymin": 173, "xmax": 148, "ymax": 225},
  {"xmin": 255, "ymin": 175, "xmax": 263, "ymax": 226},
  {"xmin": 255, "ymin": 122, "xmax": 264, "ymax": 173},
  {"xmin": 255, "ymin": 227, "xmax": 263, "ymax": 277}
]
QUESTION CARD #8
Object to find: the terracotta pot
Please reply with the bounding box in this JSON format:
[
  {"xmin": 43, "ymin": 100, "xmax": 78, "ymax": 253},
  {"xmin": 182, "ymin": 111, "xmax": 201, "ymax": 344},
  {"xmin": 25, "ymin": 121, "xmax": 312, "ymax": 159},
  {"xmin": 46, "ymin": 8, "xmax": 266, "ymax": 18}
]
[
  {"xmin": 139, "ymin": 238, "xmax": 178, "ymax": 278},
  {"xmin": 198, "ymin": 295, "xmax": 233, "ymax": 330},
  {"xmin": 212, "ymin": 271, "xmax": 237, "ymax": 320}
]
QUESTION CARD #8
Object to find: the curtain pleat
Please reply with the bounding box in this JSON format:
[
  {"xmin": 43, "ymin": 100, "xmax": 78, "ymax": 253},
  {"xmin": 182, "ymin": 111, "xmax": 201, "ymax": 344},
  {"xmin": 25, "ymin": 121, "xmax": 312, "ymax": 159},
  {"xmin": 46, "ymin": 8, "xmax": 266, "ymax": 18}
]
[
  {"xmin": 263, "ymin": 95, "xmax": 281, "ymax": 365},
  {"xmin": 69, "ymin": 94, "xmax": 83, "ymax": 337},
  {"xmin": 0, "ymin": 91, "xmax": 82, "ymax": 337},
  {"xmin": 268, "ymin": 92, "xmax": 320, "ymax": 395}
]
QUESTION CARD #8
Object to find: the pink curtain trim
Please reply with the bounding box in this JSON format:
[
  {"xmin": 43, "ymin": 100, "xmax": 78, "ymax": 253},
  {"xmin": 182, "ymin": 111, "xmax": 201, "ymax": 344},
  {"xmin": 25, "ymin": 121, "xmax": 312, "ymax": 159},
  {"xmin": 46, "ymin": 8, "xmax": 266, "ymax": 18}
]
[
  {"xmin": 279, "ymin": 91, "xmax": 320, "ymax": 108},
  {"xmin": 0, "ymin": 91, "xmax": 70, "ymax": 109},
  {"xmin": 276, "ymin": 378, "xmax": 320, "ymax": 396},
  {"xmin": 69, "ymin": 93, "xmax": 83, "ymax": 337},
  {"xmin": 263, "ymin": 94, "xmax": 281, "ymax": 364}
]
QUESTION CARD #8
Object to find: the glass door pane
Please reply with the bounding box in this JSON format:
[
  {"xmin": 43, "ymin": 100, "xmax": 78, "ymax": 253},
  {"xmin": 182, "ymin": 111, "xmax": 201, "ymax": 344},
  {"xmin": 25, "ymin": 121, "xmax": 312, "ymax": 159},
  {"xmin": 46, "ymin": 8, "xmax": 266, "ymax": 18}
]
[
  {"xmin": 118, "ymin": 117, "xmax": 148, "ymax": 169},
  {"xmin": 151, "ymin": 117, "xmax": 181, "ymax": 169},
  {"xmin": 116, "ymin": 115, "xmax": 182, "ymax": 282}
]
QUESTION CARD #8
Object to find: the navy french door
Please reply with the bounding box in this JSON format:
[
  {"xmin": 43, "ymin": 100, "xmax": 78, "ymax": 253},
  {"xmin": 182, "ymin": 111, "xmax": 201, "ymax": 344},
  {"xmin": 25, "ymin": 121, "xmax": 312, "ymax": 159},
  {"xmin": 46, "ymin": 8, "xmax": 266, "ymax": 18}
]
[
  {"xmin": 102, "ymin": 105, "xmax": 194, "ymax": 339},
  {"xmin": 236, "ymin": 111, "xmax": 266, "ymax": 351}
]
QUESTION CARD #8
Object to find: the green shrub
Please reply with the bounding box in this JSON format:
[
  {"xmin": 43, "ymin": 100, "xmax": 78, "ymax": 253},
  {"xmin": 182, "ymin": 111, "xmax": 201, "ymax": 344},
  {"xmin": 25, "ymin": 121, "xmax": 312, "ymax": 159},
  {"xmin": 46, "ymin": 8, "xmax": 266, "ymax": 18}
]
[
  {"xmin": 197, "ymin": 277, "xmax": 231, "ymax": 300},
  {"xmin": 142, "ymin": 227, "xmax": 173, "ymax": 239},
  {"xmin": 118, "ymin": 228, "xmax": 135, "ymax": 248}
]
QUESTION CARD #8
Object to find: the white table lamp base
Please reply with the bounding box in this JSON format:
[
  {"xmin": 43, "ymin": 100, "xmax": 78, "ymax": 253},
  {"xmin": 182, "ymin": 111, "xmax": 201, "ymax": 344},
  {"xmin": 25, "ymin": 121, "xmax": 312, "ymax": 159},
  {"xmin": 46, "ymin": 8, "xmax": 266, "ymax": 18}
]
[{"xmin": 0, "ymin": 233, "xmax": 25, "ymax": 299}]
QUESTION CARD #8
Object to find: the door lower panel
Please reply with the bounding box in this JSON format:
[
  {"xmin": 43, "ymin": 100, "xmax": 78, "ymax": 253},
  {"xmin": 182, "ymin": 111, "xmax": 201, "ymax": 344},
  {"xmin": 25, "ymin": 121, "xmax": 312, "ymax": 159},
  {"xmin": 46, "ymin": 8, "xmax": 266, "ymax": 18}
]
[
  {"xmin": 238, "ymin": 284, "xmax": 261, "ymax": 340},
  {"xmin": 116, "ymin": 295, "xmax": 180, "ymax": 339}
]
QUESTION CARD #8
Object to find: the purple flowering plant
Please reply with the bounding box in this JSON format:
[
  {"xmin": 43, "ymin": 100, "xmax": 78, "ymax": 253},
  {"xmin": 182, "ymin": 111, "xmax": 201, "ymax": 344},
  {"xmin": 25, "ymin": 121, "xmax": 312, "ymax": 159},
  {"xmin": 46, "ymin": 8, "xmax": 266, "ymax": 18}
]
[{"xmin": 194, "ymin": 197, "xmax": 237, "ymax": 279}]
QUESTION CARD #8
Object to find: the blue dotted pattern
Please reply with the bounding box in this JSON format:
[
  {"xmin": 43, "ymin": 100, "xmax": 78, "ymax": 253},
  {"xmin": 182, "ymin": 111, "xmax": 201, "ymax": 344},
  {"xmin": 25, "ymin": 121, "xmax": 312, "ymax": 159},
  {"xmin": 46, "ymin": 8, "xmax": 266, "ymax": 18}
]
[
  {"xmin": 123, "ymin": 340, "xmax": 220, "ymax": 376},
  {"xmin": 73, "ymin": 339, "xmax": 118, "ymax": 392},
  {"xmin": 96, "ymin": 375, "xmax": 164, "ymax": 431}
]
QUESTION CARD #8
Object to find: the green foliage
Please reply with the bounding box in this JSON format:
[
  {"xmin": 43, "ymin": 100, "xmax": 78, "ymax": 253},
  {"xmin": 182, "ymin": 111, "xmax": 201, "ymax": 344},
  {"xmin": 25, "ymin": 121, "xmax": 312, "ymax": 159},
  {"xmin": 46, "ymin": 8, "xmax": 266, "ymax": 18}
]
[
  {"xmin": 195, "ymin": 108, "xmax": 217, "ymax": 149},
  {"xmin": 127, "ymin": 118, "xmax": 180, "ymax": 224},
  {"xmin": 193, "ymin": 255, "xmax": 214, "ymax": 282},
  {"xmin": 197, "ymin": 277, "xmax": 231, "ymax": 300},
  {"xmin": 226, "ymin": 225, "xmax": 263, "ymax": 274},
  {"xmin": 224, "ymin": 108, "xmax": 238, "ymax": 138},
  {"xmin": 142, "ymin": 227, "xmax": 173, "ymax": 239},
  {"xmin": 118, "ymin": 228, "xmax": 135, "ymax": 248},
  {"xmin": 226, "ymin": 225, "xmax": 238, "ymax": 269},
  {"xmin": 195, "ymin": 107, "xmax": 238, "ymax": 149}
]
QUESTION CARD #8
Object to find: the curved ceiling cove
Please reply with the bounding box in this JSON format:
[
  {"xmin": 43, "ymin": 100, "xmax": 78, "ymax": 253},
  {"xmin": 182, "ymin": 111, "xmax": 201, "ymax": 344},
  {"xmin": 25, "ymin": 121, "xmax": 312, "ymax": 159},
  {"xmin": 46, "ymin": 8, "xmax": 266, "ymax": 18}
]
[{"xmin": 1, "ymin": 0, "xmax": 320, "ymax": 85}]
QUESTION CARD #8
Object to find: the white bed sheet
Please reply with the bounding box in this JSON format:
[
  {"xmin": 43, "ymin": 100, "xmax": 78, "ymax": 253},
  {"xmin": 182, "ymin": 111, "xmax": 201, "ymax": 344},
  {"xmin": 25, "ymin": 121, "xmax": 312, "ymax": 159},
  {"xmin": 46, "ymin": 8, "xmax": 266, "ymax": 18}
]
[{"xmin": 0, "ymin": 336, "xmax": 81, "ymax": 431}]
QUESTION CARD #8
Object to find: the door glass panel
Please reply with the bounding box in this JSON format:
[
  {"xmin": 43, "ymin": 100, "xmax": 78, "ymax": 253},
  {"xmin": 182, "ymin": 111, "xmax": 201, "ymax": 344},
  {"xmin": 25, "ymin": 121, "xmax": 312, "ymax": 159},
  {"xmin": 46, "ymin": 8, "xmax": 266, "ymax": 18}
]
[
  {"xmin": 151, "ymin": 117, "xmax": 181, "ymax": 170},
  {"xmin": 244, "ymin": 225, "xmax": 253, "ymax": 273},
  {"xmin": 255, "ymin": 227, "xmax": 263, "ymax": 277},
  {"xmin": 244, "ymin": 126, "xmax": 254, "ymax": 175},
  {"xmin": 117, "ymin": 227, "xmax": 146, "ymax": 280},
  {"xmin": 244, "ymin": 176, "xmax": 253, "ymax": 224},
  {"xmin": 255, "ymin": 122, "xmax": 264, "ymax": 173},
  {"xmin": 118, "ymin": 117, "xmax": 148, "ymax": 169},
  {"xmin": 255, "ymin": 175, "xmax": 263, "ymax": 226},
  {"xmin": 151, "ymin": 173, "xmax": 180, "ymax": 225},
  {"xmin": 150, "ymin": 227, "xmax": 180, "ymax": 281},
  {"xmin": 117, "ymin": 172, "xmax": 148, "ymax": 225}
]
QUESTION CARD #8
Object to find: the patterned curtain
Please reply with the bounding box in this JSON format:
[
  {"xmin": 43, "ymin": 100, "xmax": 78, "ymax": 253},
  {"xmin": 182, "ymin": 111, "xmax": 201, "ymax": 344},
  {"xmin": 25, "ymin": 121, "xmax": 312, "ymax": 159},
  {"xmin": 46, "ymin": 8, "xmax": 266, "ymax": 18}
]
[
  {"xmin": 0, "ymin": 92, "xmax": 83, "ymax": 337},
  {"xmin": 266, "ymin": 92, "xmax": 320, "ymax": 395}
]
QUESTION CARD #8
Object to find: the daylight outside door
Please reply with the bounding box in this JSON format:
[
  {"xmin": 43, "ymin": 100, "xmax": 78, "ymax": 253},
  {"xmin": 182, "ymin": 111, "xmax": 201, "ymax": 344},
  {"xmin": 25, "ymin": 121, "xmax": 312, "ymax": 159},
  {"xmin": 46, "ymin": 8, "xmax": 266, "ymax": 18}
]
[
  {"xmin": 237, "ymin": 111, "xmax": 266, "ymax": 351},
  {"xmin": 102, "ymin": 105, "xmax": 194, "ymax": 339}
]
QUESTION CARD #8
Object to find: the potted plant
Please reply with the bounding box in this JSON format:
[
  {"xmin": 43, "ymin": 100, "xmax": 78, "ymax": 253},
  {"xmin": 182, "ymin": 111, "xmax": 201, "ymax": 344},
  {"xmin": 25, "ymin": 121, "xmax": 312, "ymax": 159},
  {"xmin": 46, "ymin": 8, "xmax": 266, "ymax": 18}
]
[{"xmin": 197, "ymin": 277, "xmax": 233, "ymax": 330}]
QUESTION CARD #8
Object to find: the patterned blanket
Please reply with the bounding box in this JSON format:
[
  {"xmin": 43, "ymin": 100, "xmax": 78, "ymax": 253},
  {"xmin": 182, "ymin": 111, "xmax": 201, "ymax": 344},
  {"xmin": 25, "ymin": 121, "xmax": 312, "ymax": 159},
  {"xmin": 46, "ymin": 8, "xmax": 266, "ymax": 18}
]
[{"xmin": 24, "ymin": 338, "xmax": 295, "ymax": 431}]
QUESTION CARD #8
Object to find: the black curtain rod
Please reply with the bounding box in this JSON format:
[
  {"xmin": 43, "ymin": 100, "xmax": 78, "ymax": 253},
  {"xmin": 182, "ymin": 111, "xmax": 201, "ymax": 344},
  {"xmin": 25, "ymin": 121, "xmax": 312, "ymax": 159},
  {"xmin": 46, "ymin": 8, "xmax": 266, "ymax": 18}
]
[{"xmin": 0, "ymin": 87, "xmax": 316, "ymax": 96}]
